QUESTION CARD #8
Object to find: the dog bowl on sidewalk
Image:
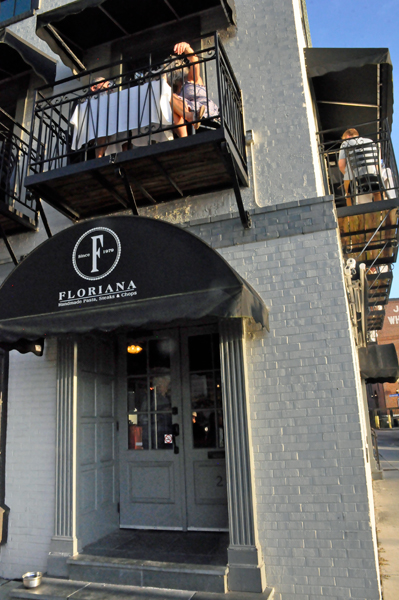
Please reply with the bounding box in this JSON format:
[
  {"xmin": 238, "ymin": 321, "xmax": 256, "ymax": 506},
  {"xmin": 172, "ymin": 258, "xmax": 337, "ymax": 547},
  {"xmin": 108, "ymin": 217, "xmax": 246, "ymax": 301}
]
[{"xmin": 22, "ymin": 572, "xmax": 42, "ymax": 588}]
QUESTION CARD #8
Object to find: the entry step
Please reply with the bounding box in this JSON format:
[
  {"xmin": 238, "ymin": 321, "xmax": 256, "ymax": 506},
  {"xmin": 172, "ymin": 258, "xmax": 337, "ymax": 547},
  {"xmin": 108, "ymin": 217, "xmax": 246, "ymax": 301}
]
[
  {"xmin": 10, "ymin": 578, "xmax": 275, "ymax": 600},
  {"xmin": 68, "ymin": 554, "xmax": 227, "ymax": 593}
]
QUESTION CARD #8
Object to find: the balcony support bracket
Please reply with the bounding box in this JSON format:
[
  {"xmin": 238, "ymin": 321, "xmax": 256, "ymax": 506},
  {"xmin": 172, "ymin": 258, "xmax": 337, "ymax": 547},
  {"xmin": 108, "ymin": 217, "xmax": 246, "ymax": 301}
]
[
  {"xmin": 220, "ymin": 142, "xmax": 251, "ymax": 229},
  {"xmin": 0, "ymin": 224, "xmax": 18, "ymax": 266},
  {"xmin": 152, "ymin": 157, "xmax": 184, "ymax": 197},
  {"xmin": 37, "ymin": 198, "xmax": 52, "ymax": 238},
  {"xmin": 117, "ymin": 168, "xmax": 139, "ymax": 216},
  {"xmin": 92, "ymin": 172, "xmax": 129, "ymax": 209}
]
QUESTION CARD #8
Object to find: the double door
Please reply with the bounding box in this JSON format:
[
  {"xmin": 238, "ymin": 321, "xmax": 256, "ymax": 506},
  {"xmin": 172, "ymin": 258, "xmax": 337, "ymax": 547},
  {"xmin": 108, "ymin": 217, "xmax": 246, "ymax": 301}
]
[{"xmin": 119, "ymin": 326, "xmax": 228, "ymax": 530}]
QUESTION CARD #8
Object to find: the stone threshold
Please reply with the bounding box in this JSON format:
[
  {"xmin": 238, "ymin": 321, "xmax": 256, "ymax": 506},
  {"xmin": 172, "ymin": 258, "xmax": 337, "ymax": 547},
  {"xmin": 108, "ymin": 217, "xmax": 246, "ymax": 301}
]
[{"xmin": 10, "ymin": 577, "xmax": 275, "ymax": 600}]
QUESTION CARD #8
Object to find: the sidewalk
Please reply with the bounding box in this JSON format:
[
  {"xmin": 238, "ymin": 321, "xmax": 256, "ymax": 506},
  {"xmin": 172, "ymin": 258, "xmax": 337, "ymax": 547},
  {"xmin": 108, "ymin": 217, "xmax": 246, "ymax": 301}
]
[{"xmin": 373, "ymin": 429, "xmax": 399, "ymax": 600}]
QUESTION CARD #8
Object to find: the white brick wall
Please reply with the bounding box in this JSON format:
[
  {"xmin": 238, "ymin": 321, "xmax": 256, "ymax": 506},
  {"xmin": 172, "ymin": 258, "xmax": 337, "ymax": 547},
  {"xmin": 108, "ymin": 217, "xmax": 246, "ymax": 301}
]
[
  {"xmin": 0, "ymin": 340, "xmax": 57, "ymax": 579},
  {"xmin": 218, "ymin": 229, "xmax": 380, "ymax": 600}
]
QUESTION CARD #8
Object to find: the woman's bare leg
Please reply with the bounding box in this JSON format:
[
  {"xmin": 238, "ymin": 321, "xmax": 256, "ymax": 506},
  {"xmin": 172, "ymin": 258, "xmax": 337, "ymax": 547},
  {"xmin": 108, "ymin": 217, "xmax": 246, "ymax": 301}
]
[
  {"xmin": 173, "ymin": 112, "xmax": 188, "ymax": 137},
  {"xmin": 96, "ymin": 136, "xmax": 107, "ymax": 158},
  {"xmin": 171, "ymin": 93, "xmax": 196, "ymax": 137}
]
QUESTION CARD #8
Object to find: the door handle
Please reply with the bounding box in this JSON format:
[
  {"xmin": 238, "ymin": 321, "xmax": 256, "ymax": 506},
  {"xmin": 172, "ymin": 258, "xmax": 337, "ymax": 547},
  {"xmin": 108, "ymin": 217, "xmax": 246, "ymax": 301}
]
[
  {"xmin": 172, "ymin": 423, "xmax": 180, "ymax": 454},
  {"xmin": 208, "ymin": 450, "xmax": 225, "ymax": 459}
]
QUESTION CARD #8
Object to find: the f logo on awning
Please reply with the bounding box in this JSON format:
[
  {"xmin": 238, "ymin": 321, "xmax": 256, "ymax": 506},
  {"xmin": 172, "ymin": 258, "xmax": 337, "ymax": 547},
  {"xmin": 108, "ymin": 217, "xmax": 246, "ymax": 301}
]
[
  {"xmin": 91, "ymin": 235, "xmax": 104, "ymax": 273},
  {"xmin": 72, "ymin": 227, "xmax": 121, "ymax": 281}
]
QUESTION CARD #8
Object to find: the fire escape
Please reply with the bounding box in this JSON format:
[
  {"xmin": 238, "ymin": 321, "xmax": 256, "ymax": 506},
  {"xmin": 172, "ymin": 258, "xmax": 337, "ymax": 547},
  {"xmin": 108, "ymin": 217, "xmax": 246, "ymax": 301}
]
[{"xmin": 307, "ymin": 47, "xmax": 398, "ymax": 347}]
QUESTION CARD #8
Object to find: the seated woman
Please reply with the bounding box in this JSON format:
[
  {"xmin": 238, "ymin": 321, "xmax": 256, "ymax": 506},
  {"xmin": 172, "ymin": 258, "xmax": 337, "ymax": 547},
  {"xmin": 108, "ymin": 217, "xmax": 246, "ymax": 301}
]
[
  {"xmin": 170, "ymin": 41, "xmax": 219, "ymax": 138},
  {"xmin": 90, "ymin": 76, "xmax": 112, "ymax": 158}
]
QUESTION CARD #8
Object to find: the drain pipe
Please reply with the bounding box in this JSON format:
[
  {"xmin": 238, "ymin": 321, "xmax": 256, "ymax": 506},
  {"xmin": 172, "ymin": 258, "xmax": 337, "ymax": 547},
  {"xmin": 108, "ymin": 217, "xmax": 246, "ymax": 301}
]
[{"xmin": 245, "ymin": 130, "xmax": 258, "ymax": 206}]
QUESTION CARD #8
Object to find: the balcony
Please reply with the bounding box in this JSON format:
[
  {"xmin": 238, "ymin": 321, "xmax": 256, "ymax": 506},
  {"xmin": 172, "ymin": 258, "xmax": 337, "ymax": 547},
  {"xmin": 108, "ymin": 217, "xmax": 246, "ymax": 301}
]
[
  {"xmin": 0, "ymin": 109, "xmax": 38, "ymax": 235},
  {"xmin": 25, "ymin": 35, "xmax": 250, "ymax": 227},
  {"xmin": 318, "ymin": 121, "xmax": 399, "ymax": 335}
]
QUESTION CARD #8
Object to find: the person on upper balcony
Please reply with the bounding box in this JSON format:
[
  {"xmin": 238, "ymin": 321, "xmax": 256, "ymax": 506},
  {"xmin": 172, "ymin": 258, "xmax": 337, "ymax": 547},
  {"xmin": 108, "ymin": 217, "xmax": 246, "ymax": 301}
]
[
  {"xmin": 169, "ymin": 41, "xmax": 219, "ymax": 138},
  {"xmin": 89, "ymin": 76, "xmax": 113, "ymax": 158},
  {"xmin": 338, "ymin": 128, "xmax": 382, "ymax": 204}
]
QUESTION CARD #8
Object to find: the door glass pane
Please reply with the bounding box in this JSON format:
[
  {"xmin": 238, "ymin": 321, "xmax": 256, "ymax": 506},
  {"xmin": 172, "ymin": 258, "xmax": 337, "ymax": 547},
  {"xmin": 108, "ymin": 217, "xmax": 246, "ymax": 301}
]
[
  {"xmin": 188, "ymin": 332, "xmax": 223, "ymax": 449},
  {"xmin": 190, "ymin": 373, "xmax": 215, "ymax": 409},
  {"xmin": 127, "ymin": 338, "xmax": 173, "ymax": 451},
  {"xmin": 128, "ymin": 414, "xmax": 149, "ymax": 450},
  {"xmin": 149, "ymin": 338, "xmax": 171, "ymax": 371},
  {"xmin": 192, "ymin": 409, "xmax": 217, "ymax": 447},
  {"xmin": 151, "ymin": 413, "xmax": 173, "ymax": 450},
  {"xmin": 212, "ymin": 333, "xmax": 221, "ymax": 369},
  {"xmin": 188, "ymin": 334, "xmax": 213, "ymax": 371},
  {"xmin": 127, "ymin": 343, "xmax": 147, "ymax": 375},
  {"xmin": 150, "ymin": 375, "xmax": 171, "ymax": 411},
  {"xmin": 127, "ymin": 378, "xmax": 147, "ymax": 412}
]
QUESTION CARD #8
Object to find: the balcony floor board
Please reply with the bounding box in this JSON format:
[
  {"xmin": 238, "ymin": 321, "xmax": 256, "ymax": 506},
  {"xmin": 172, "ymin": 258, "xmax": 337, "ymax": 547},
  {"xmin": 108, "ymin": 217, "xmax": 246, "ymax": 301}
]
[
  {"xmin": 338, "ymin": 205, "xmax": 399, "ymax": 266},
  {"xmin": 26, "ymin": 133, "xmax": 246, "ymax": 222},
  {"xmin": 0, "ymin": 201, "xmax": 37, "ymax": 234}
]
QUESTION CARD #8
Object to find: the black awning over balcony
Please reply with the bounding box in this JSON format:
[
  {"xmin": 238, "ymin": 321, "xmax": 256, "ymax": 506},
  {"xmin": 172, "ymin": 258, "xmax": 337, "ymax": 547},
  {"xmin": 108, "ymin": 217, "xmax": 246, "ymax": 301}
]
[
  {"xmin": 0, "ymin": 28, "xmax": 56, "ymax": 84},
  {"xmin": 0, "ymin": 215, "xmax": 268, "ymax": 350},
  {"xmin": 306, "ymin": 48, "xmax": 393, "ymax": 140},
  {"xmin": 36, "ymin": 0, "xmax": 236, "ymax": 72}
]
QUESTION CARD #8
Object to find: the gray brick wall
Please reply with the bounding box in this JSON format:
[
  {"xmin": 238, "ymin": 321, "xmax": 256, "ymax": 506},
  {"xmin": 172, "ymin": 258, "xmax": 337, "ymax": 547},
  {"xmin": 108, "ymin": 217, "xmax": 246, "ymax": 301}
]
[
  {"xmin": 223, "ymin": 0, "xmax": 319, "ymax": 205},
  {"xmin": 0, "ymin": 340, "xmax": 57, "ymax": 579},
  {"xmin": 182, "ymin": 195, "xmax": 336, "ymax": 249},
  {"xmin": 216, "ymin": 229, "xmax": 380, "ymax": 600}
]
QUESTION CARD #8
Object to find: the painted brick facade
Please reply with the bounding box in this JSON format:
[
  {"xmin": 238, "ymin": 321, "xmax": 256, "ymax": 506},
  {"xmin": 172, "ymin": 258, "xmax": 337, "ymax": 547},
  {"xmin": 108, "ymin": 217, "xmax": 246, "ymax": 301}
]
[
  {"xmin": 0, "ymin": 340, "xmax": 57, "ymax": 579},
  {"xmin": 217, "ymin": 229, "xmax": 380, "ymax": 600}
]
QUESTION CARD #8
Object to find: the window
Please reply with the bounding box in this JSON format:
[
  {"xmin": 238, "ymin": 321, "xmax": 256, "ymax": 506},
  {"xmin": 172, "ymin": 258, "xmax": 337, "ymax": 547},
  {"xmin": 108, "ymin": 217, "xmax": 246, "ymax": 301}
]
[
  {"xmin": 127, "ymin": 338, "xmax": 173, "ymax": 451},
  {"xmin": 0, "ymin": 0, "xmax": 39, "ymax": 26}
]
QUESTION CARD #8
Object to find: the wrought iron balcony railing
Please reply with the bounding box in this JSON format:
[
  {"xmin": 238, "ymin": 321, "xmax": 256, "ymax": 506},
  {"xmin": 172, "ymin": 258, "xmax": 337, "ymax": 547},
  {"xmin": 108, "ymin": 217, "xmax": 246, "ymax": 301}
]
[
  {"xmin": 0, "ymin": 109, "xmax": 38, "ymax": 233},
  {"xmin": 318, "ymin": 122, "xmax": 399, "ymax": 336},
  {"xmin": 318, "ymin": 121, "xmax": 399, "ymax": 208},
  {"xmin": 28, "ymin": 34, "xmax": 246, "ymax": 176},
  {"xmin": 25, "ymin": 34, "xmax": 250, "ymax": 226}
]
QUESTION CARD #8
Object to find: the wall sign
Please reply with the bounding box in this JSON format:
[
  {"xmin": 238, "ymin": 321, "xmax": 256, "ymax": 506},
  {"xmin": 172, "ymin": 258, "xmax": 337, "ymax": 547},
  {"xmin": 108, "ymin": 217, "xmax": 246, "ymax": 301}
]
[
  {"xmin": 59, "ymin": 225, "xmax": 136, "ymax": 308},
  {"xmin": 72, "ymin": 227, "xmax": 121, "ymax": 281}
]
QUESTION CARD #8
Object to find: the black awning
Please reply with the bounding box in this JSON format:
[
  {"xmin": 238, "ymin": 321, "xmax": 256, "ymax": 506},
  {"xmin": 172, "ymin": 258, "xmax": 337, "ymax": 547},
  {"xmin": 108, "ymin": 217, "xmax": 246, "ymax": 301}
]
[
  {"xmin": 359, "ymin": 343, "xmax": 399, "ymax": 384},
  {"xmin": 0, "ymin": 216, "xmax": 268, "ymax": 349},
  {"xmin": 0, "ymin": 28, "xmax": 56, "ymax": 85},
  {"xmin": 305, "ymin": 48, "xmax": 393, "ymax": 137},
  {"xmin": 36, "ymin": 0, "xmax": 236, "ymax": 73}
]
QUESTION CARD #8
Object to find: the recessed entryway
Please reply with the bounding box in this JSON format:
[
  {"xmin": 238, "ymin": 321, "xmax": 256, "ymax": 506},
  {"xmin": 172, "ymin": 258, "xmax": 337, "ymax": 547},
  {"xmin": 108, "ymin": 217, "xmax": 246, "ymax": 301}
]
[{"xmin": 83, "ymin": 529, "xmax": 229, "ymax": 565}]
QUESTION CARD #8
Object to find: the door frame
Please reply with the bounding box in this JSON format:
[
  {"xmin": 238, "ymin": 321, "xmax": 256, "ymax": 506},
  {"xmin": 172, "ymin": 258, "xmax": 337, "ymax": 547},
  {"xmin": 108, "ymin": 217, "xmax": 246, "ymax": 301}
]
[{"xmin": 49, "ymin": 321, "xmax": 266, "ymax": 592}]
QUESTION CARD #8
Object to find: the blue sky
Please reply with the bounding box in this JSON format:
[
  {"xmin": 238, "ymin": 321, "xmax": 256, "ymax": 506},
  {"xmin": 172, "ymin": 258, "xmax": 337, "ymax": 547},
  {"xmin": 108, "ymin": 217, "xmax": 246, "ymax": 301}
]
[{"xmin": 306, "ymin": 0, "xmax": 399, "ymax": 297}]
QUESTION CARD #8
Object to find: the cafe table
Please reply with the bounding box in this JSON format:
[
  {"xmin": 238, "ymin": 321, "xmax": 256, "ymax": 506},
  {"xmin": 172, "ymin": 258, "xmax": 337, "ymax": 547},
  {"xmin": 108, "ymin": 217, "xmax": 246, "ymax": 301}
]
[{"xmin": 70, "ymin": 78, "xmax": 173, "ymax": 155}]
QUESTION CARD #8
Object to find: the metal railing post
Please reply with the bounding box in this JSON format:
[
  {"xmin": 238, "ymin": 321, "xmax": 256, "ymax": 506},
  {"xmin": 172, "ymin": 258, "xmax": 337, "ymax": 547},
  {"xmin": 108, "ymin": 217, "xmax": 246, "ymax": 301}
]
[{"xmin": 214, "ymin": 33, "xmax": 224, "ymax": 126}]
